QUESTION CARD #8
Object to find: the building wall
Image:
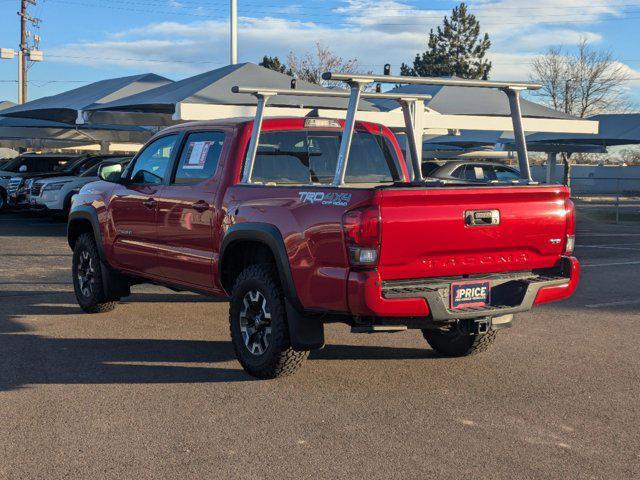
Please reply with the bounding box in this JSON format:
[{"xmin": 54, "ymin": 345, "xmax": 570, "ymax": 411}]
[{"xmin": 531, "ymin": 165, "xmax": 640, "ymax": 195}]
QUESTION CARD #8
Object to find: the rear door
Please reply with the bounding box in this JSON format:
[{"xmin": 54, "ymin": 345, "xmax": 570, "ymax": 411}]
[
  {"xmin": 109, "ymin": 134, "xmax": 179, "ymax": 277},
  {"xmin": 155, "ymin": 130, "xmax": 226, "ymax": 289}
]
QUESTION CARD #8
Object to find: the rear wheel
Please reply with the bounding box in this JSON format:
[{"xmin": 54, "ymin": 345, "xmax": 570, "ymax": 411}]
[
  {"xmin": 72, "ymin": 233, "xmax": 117, "ymax": 313},
  {"xmin": 229, "ymin": 264, "xmax": 308, "ymax": 379},
  {"xmin": 422, "ymin": 326, "xmax": 498, "ymax": 357}
]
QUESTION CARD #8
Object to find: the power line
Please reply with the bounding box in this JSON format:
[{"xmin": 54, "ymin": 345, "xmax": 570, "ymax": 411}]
[{"xmin": 39, "ymin": 0, "xmax": 640, "ymax": 24}]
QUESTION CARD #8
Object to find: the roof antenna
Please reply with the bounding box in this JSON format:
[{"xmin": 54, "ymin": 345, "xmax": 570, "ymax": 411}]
[{"xmin": 290, "ymin": 78, "xmax": 297, "ymax": 90}]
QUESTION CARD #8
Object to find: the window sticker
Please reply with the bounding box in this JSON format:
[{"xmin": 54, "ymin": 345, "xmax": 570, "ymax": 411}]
[{"xmin": 184, "ymin": 141, "xmax": 212, "ymax": 169}]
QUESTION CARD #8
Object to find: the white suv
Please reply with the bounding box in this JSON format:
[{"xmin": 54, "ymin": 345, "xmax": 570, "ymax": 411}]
[{"xmin": 31, "ymin": 157, "xmax": 130, "ymax": 216}]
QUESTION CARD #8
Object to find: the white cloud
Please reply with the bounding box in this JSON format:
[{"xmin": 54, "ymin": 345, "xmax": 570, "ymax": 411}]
[{"xmin": 48, "ymin": 0, "xmax": 632, "ymax": 82}]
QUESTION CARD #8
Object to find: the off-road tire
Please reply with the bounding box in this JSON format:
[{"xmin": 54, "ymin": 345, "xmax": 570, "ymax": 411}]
[
  {"xmin": 422, "ymin": 328, "xmax": 498, "ymax": 357},
  {"xmin": 72, "ymin": 233, "xmax": 117, "ymax": 313},
  {"xmin": 229, "ymin": 264, "xmax": 308, "ymax": 379}
]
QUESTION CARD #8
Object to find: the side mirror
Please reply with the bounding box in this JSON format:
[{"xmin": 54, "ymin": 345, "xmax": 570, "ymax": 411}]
[{"xmin": 97, "ymin": 162, "xmax": 123, "ymax": 183}]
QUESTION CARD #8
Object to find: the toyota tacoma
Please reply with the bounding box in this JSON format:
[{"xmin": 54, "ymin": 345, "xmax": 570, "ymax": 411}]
[{"xmin": 68, "ymin": 74, "xmax": 579, "ymax": 379}]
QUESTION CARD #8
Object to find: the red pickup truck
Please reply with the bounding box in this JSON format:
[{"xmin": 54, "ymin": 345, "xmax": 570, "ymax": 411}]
[
  {"xmin": 68, "ymin": 73, "xmax": 579, "ymax": 378},
  {"xmin": 68, "ymin": 115, "xmax": 579, "ymax": 378}
]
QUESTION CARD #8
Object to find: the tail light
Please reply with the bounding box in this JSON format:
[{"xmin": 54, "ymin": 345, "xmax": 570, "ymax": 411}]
[
  {"xmin": 343, "ymin": 206, "xmax": 381, "ymax": 266},
  {"xmin": 564, "ymin": 199, "xmax": 576, "ymax": 255}
]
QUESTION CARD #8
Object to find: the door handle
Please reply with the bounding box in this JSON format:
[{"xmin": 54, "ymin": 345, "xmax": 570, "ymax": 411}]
[
  {"xmin": 142, "ymin": 198, "xmax": 157, "ymax": 209},
  {"xmin": 191, "ymin": 200, "xmax": 210, "ymax": 212}
]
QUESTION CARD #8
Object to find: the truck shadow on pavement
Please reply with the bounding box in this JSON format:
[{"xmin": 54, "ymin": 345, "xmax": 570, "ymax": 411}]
[{"xmin": 0, "ymin": 290, "xmax": 435, "ymax": 392}]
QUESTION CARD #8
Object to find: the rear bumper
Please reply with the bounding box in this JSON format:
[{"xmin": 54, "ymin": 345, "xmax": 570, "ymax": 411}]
[{"xmin": 347, "ymin": 256, "xmax": 580, "ymax": 320}]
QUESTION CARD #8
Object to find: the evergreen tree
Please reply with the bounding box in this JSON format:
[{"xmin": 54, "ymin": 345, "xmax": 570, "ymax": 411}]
[
  {"xmin": 259, "ymin": 56, "xmax": 292, "ymax": 76},
  {"xmin": 401, "ymin": 3, "xmax": 491, "ymax": 79}
]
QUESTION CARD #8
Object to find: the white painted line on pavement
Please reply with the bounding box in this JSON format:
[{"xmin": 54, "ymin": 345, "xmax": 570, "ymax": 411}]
[{"xmin": 585, "ymin": 299, "xmax": 640, "ymax": 309}]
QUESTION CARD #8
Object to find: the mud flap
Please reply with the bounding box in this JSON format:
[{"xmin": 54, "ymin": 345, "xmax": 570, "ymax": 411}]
[
  {"xmin": 100, "ymin": 261, "xmax": 131, "ymax": 300},
  {"xmin": 285, "ymin": 299, "xmax": 325, "ymax": 351}
]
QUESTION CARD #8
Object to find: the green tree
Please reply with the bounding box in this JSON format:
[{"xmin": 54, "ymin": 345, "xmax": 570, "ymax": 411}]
[
  {"xmin": 401, "ymin": 3, "xmax": 491, "ymax": 79},
  {"xmin": 259, "ymin": 56, "xmax": 292, "ymax": 76}
]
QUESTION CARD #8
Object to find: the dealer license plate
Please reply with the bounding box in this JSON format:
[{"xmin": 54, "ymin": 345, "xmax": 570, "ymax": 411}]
[{"xmin": 450, "ymin": 280, "xmax": 491, "ymax": 309}]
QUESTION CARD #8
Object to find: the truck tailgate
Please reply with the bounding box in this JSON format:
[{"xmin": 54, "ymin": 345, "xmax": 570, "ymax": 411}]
[{"xmin": 377, "ymin": 186, "xmax": 570, "ymax": 280}]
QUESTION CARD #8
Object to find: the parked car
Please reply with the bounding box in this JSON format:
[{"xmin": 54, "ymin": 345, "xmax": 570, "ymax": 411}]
[
  {"xmin": 30, "ymin": 157, "xmax": 131, "ymax": 217},
  {"xmin": 423, "ymin": 160, "xmax": 522, "ymax": 183},
  {"xmin": 2, "ymin": 153, "xmax": 120, "ymax": 209},
  {"xmin": 0, "ymin": 154, "xmax": 76, "ymax": 211},
  {"xmin": 68, "ymin": 117, "xmax": 579, "ymax": 379}
]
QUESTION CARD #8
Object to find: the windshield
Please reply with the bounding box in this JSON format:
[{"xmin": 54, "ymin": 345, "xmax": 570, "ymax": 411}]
[
  {"xmin": 1, "ymin": 156, "xmax": 23, "ymax": 171},
  {"xmin": 249, "ymin": 129, "xmax": 402, "ymax": 185},
  {"xmin": 60, "ymin": 155, "xmax": 104, "ymax": 175}
]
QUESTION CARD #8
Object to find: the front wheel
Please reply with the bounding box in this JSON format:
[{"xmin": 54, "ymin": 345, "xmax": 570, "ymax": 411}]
[
  {"xmin": 72, "ymin": 233, "xmax": 117, "ymax": 313},
  {"xmin": 422, "ymin": 326, "xmax": 498, "ymax": 357},
  {"xmin": 229, "ymin": 264, "xmax": 308, "ymax": 379}
]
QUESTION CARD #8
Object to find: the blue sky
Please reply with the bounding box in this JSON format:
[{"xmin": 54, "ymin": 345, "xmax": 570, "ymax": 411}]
[{"xmin": 0, "ymin": 0, "xmax": 639, "ymax": 105}]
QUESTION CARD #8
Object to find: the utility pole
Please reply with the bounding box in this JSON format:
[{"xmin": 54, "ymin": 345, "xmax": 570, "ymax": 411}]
[
  {"xmin": 18, "ymin": 0, "xmax": 28, "ymax": 103},
  {"xmin": 17, "ymin": 0, "xmax": 42, "ymax": 104},
  {"xmin": 1, "ymin": 0, "xmax": 41, "ymax": 104},
  {"xmin": 230, "ymin": 0, "xmax": 237, "ymax": 64}
]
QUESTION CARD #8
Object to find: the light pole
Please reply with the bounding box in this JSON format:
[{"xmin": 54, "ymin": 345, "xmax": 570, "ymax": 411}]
[{"xmin": 230, "ymin": 0, "xmax": 237, "ymax": 64}]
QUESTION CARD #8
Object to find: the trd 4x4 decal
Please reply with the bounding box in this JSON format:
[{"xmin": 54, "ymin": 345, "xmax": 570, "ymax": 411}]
[{"xmin": 298, "ymin": 191, "xmax": 352, "ymax": 207}]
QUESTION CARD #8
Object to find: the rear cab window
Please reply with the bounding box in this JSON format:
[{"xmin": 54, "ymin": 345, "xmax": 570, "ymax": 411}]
[{"xmin": 248, "ymin": 129, "xmax": 402, "ymax": 186}]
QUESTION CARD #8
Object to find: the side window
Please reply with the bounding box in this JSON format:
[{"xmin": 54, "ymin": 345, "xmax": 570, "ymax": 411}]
[
  {"xmin": 494, "ymin": 166, "xmax": 521, "ymax": 181},
  {"xmin": 129, "ymin": 135, "xmax": 178, "ymax": 185},
  {"xmin": 463, "ymin": 165, "xmax": 491, "ymax": 181},
  {"xmin": 173, "ymin": 131, "xmax": 225, "ymax": 185}
]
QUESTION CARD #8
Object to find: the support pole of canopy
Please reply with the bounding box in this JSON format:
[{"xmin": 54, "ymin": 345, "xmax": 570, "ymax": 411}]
[
  {"xmin": 503, "ymin": 87, "xmax": 532, "ymax": 181},
  {"xmin": 332, "ymin": 82, "xmax": 364, "ymax": 186},
  {"xmin": 241, "ymin": 91, "xmax": 273, "ymax": 183},
  {"xmin": 546, "ymin": 152, "xmax": 557, "ymax": 184}
]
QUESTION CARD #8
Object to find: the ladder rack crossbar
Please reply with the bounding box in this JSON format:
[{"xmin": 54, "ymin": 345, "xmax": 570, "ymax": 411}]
[
  {"xmin": 231, "ymin": 86, "xmax": 432, "ymax": 101},
  {"xmin": 322, "ymin": 72, "xmax": 541, "ymax": 91}
]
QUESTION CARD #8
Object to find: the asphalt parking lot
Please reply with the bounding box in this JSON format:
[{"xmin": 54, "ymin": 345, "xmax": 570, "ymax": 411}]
[{"xmin": 1, "ymin": 210, "xmax": 639, "ymax": 479}]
